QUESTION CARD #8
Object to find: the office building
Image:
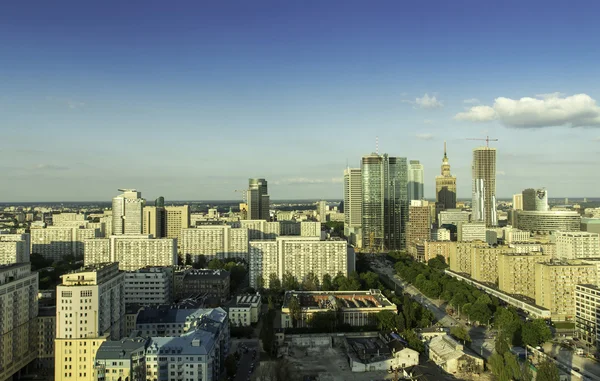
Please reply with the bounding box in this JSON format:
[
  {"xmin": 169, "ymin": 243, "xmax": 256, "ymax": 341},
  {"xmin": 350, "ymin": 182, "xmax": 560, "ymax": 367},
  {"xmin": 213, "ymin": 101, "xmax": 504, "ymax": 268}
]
[
  {"xmin": 575, "ymin": 284, "xmax": 600, "ymax": 349},
  {"xmin": 247, "ymin": 178, "xmax": 270, "ymax": 221},
  {"xmin": 181, "ymin": 226, "xmax": 248, "ymax": 263},
  {"xmin": 94, "ymin": 338, "xmax": 148, "ymax": 381},
  {"xmin": 502, "ymin": 227, "xmax": 530, "ymax": 244},
  {"xmin": 0, "ymin": 233, "xmax": 30, "ymax": 264},
  {"xmin": 281, "ymin": 289, "xmax": 396, "ymax": 328},
  {"xmin": 112, "ymin": 189, "xmax": 144, "ymax": 235},
  {"xmin": 513, "ymin": 194, "xmax": 523, "ymax": 211},
  {"xmin": 165, "ymin": 205, "xmax": 191, "ymax": 241},
  {"xmin": 344, "ymin": 167, "xmax": 363, "ymax": 248},
  {"xmin": 514, "ymin": 210, "xmax": 581, "ymax": 233},
  {"xmin": 534, "ymin": 261, "xmax": 597, "ymax": 320},
  {"xmin": 229, "ymin": 294, "xmax": 262, "ymax": 327},
  {"xmin": 361, "ymin": 153, "xmax": 408, "ymax": 251},
  {"xmin": 555, "ymin": 231, "xmax": 600, "ymax": 260},
  {"xmin": 31, "ymin": 226, "xmax": 101, "ymax": 261},
  {"xmin": 406, "ymin": 200, "xmax": 431, "ymax": 246},
  {"xmin": 0, "ymin": 264, "xmax": 38, "ymax": 381},
  {"xmin": 55, "ymin": 263, "xmax": 125, "ymax": 381},
  {"xmin": 124, "ymin": 267, "xmax": 174, "ymax": 306},
  {"xmin": 142, "ymin": 205, "xmax": 166, "ymax": 238},
  {"xmin": 522, "ymin": 188, "xmax": 549, "ymax": 212},
  {"xmin": 498, "ymin": 252, "xmax": 551, "ymax": 299},
  {"xmin": 435, "ymin": 142, "xmax": 457, "ymax": 210},
  {"xmin": 439, "ymin": 209, "xmax": 471, "ymax": 227},
  {"xmin": 249, "ymin": 237, "xmax": 355, "ymax": 289},
  {"xmin": 470, "ymin": 246, "xmax": 516, "ymax": 284},
  {"xmin": 178, "ymin": 269, "xmax": 230, "ymax": 302},
  {"xmin": 318, "ymin": 200, "xmax": 328, "ymax": 222},
  {"xmin": 431, "ymin": 228, "xmax": 451, "ymax": 242},
  {"xmin": 472, "ymin": 147, "xmax": 497, "ymax": 227},
  {"xmin": 457, "ymin": 222, "xmax": 486, "ymax": 242},
  {"xmin": 408, "ymin": 160, "xmax": 424, "ymax": 202}
]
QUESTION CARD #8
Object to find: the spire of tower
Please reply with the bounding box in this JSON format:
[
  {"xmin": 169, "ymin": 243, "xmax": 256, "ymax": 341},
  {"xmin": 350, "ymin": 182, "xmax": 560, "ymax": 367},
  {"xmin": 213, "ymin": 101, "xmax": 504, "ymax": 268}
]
[
  {"xmin": 376, "ymin": 136, "xmax": 379, "ymax": 155},
  {"xmin": 444, "ymin": 141, "xmax": 447, "ymax": 159}
]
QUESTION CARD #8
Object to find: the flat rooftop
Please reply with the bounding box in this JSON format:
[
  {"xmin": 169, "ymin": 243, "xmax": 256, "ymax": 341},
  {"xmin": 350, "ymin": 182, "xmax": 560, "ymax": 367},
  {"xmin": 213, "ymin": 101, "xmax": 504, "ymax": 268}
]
[{"xmin": 282, "ymin": 290, "xmax": 393, "ymax": 310}]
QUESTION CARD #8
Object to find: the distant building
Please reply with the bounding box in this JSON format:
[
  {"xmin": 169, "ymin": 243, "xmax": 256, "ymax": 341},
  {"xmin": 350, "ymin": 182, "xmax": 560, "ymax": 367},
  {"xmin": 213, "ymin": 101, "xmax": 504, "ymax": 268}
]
[
  {"xmin": 472, "ymin": 147, "xmax": 497, "ymax": 227},
  {"xmin": 165, "ymin": 205, "xmax": 191, "ymax": 241},
  {"xmin": 439, "ymin": 209, "xmax": 471, "ymax": 227},
  {"xmin": 457, "ymin": 222, "xmax": 486, "ymax": 242},
  {"xmin": 555, "ymin": 231, "xmax": 600, "ymax": 260},
  {"xmin": 318, "ymin": 200, "xmax": 329, "ymax": 222},
  {"xmin": 112, "ymin": 189, "xmax": 144, "ymax": 235},
  {"xmin": 514, "ymin": 210, "xmax": 581, "ymax": 233},
  {"xmin": 435, "ymin": 142, "xmax": 457, "ymax": 210},
  {"xmin": 512, "ymin": 194, "xmax": 523, "ymax": 210},
  {"xmin": 247, "ymin": 178, "xmax": 270, "ymax": 221},
  {"xmin": 406, "ymin": 200, "xmax": 431, "ymax": 246},
  {"xmin": 177, "ymin": 269, "xmax": 230, "ymax": 302},
  {"xmin": 431, "ymin": 228, "xmax": 451, "ymax": 242},
  {"xmin": 300, "ymin": 221, "xmax": 321, "ymax": 238},
  {"xmin": 124, "ymin": 266, "xmax": 174, "ymax": 306},
  {"xmin": 581, "ymin": 218, "xmax": 600, "ymax": 235},
  {"xmin": 31, "ymin": 226, "xmax": 101, "ymax": 261},
  {"xmin": 84, "ymin": 235, "xmax": 176, "ymax": 271},
  {"xmin": 344, "ymin": 167, "xmax": 363, "ymax": 248},
  {"xmin": 52, "ymin": 212, "xmax": 86, "ymax": 225},
  {"xmin": 229, "ymin": 294, "xmax": 262, "ymax": 327},
  {"xmin": 575, "ymin": 284, "xmax": 600, "ymax": 349},
  {"xmin": 408, "ymin": 160, "xmax": 424, "ymax": 202},
  {"xmin": 0, "ymin": 233, "xmax": 30, "ymax": 264},
  {"xmin": 142, "ymin": 205, "xmax": 166, "ymax": 238},
  {"xmin": 522, "ymin": 188, "xmax": 549, "ymax": 212}
]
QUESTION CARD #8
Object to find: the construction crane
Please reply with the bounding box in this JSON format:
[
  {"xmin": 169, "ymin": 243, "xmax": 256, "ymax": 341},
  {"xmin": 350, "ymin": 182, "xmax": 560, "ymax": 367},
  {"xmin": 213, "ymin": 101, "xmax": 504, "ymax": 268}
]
[
  {"xmin": 466, "ymin": 135, "xmax": 498, "ymax": 147},
  {"xmin": 234, "ymin": 189, "xmax": 247, "ymax": 203}
]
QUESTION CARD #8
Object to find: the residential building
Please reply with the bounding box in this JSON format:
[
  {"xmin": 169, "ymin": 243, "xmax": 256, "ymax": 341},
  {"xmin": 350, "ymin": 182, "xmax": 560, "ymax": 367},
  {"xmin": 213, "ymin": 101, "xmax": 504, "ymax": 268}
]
[
  {"xmin": 0, "ymin": 233, "xmax": 30, "ymax": 264},
  {"xmin": 427, "ymin": 335, "xmax": 484, "ymax": 374},
  {"xmin": 345, "ymin": 334, "xmax": 419, "ymax": 372},
  {"xmin": 83, "ymin": 238, "xmax": 111, "ymax": 265},
  {"xmin": 534, "ymin": 261, "xmax": 597, "ymax": 320},
  {"xmin": 124, "ymin": 267, "xmax": 174, "ymax": 306},
  {"xmin": 0, "ymin": 264, "xmax": 38, "ymax": 381},
  {"xmin": 238, "ymin": 220, "xmax": 279, "ymax": 240},
  {"xmin": 498, "ymin": 252, "xmax": 551, "ymax": 299},
  {"xmin": 135, "ymin": 306, "xmax": 228, "ymax": 340},
  {"xmin": 408, "ymin": 160, "xmax": 424, "ymax": 202},
  {"xmin": 318, "ymin": 200, "xmax": 328, "ymax": 222},
  {"xmin": 165, "ymin": 205, "xmax": 191, "ymax": 241},
  {"xmin": 281, "ymin": 290, "xmax": 396, "ymax": 328},
  {"xmin": 457, "ymin": 222, "xmax": 486, "ymax": 242},
  {"xmin": 448, "ymin": 241, "xmax": 486, "ymax": 274},
  {"xmin": 514, "ymin": 210, "xmax": 581, "ymax": 233},
  {"xmin": 247, "ymin": 178, "xmax": 270, "ymax": 221},
  {"xmin": 84, "ymin": 236, "xmax": 177, "ymax": 271},
  {"xmin": 112, "ymin": 189, "xmax": 144, "ymax": 235},
  {"xmin": 575, "ymin": 284, "xmax": 600, "ymax": 349},
  {"xmin": 37, "ymin": 304, "xmax": 56, "ymax": 370},
  {"xmin": 178, "ymin": 269, "xmax": 230, "ymax": 302},
  {"xmin": 344, "ymin": 167, "xmax": 363, "ymax": 248},
  {"xmin": 55, "ymin": 263, "xmax": 125, "ymax": 381},
  {"xmin": 435, "ymin": 143, "xmax": 457, "ymax": 210},
  {"xmin": 300, "ymin": 221, "xmax": 321, "ymax": 238},
  {"xmin": 142, "ymin": 205, "xmax": 166, "ymax": 238},
  {"xmin": 249, "ymin": 237, "xmax": 355, "ymax": 289},
  {"xmin": 124, "ymin": 305, "xmax": 142, "ymax": 338},
  {"xmin": 513, "ymin": 193, "xmax": 523, "ymax": 210},
  {"xmin": 94, "ymin": 338, "xmax": 148, "ymax": 381},
  {"xmin": 406, "ymin": 200, "xmax": 431, "ymax": 246},
  {"xmin": 471, "ymin": 147, "xmax": 497, "ymax": 227},
  {"xmin": 52, "ymin": 212, "xmax": 86, "ymax": 225},
  {"xmin": 31, "ymin": 226, "xmax": 101, "ymax": 261},
  {"xmin": 502, "ymin": 227, "xmax": 530, "ymax": 244},
  {"xmin": 439, "ymin": 209, "xmax": 471, "ymax": 227},
  {"xmin": 431, "ymin": 228, "xmax": 451, "ymax": 242},
  {"xmin": 470, "ymin": 246, "xmax": 516, "ymax": 285},
  {"xmin": 181, "ymin": 226, "xmax": 248, "ymax": 263},
  {"xmin": 555, "ymin": 231, "xmax": 600, "ymax": 260},
  {"xmin": 423, "ymin": 241, "xmax": 456, "ymax": 263},
  {"xmin": 229, "ymin": 294, "xmax": 262, "ymax": 327},
  {"xmin": 522, "ymin": 188, "xmax": 549, "ymax": 212}
]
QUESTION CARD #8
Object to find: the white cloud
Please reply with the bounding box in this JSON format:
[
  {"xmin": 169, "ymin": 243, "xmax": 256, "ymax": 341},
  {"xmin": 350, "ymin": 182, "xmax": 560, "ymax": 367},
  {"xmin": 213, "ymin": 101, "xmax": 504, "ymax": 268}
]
[
  {"xmin": 415, "ymin": 93, "xmax": 443, "ymax": 109},
  {"xmin": 416, "ymin": 133, "xmax": 434, "ymax": 140},
  {"xmin": 463, "ymin": 98, "xmax": 480, "ymax": 104},
  {"xmin": 330, "ymin": 177, "xmax": 343, "ymax": 184},
  {"xmin": 454, "ymin": 93, "xmax": 600, "ymax": 128},
  {"xmin": 497, "ymin": 170, "xmax": 506, "ymax": 176}
]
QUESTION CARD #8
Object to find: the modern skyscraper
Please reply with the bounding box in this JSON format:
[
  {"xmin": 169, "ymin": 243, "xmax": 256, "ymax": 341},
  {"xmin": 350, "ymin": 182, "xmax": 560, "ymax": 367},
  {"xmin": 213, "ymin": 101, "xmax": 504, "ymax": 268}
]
[
  {"xmin": 522, "ymin": 188, "xmax": 549, "ymax": 211},
  {"xmin": 247, "ymin": 178, "xmax": 270, "ymax": 221},
  {"xmin": 512, "ymin": 193, "xmax": 523, "ymax": 210},
  {"xmin": 406, "ymin": 200, "xmax": 431, "ymax": 246},
  {"xmin": 344, "ymin": 168, "xmax": 363, "ymax": 247},
  {"xmin": 142, "ymin": 206, "xmax": 166, "ymax": 238},
  {"xmin": 361, "ymin": 153, "xmax": 408, "ymax": 251},
  {"xmin": 472, "ymin": 147, "xmax": 497, "ymax": 227},
  {"xmin": 112, "ymin": 189, "xmax": 144, "ymax": 235},
  {"xmin": 407, "ymin": 160, "xmax": 424, "ymax": 201},
  {"xmin": 435, "ymin": 142, "xmax": 457, "ymax": 210}
]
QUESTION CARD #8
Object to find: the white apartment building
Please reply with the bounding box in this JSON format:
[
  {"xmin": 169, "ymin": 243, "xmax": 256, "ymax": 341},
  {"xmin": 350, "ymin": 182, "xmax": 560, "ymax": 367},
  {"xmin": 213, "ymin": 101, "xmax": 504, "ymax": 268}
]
[
  {"xmin": 555, "ymin": 231, "xmax": 600, "ymax": 260},
  {"xmin": 229, "ymin": 294, "xmax": 262, "ymax": 327},
  {"xmin": 0, "ymin": 264, "xmax": 39, "ymax": 381},
  {"xmin": 438, "ymin": 209, "xmax": 471, "ymax": 226},
  {"xmin": 181, "ymin": 226, "xmax": 248, "ymax": 262},
  {"xmin": 52, "ymin": 212, "xmax": 86, "ymax": 224},
  {"xmin": 238, "ymin": 220, "xmax": 280, "ymax": 240},
  {"xmin": 165, "ymin": 205, "xmax": 191, "ymax": 241},
  {"xmin": 0, "ymin": 233, "xmax": 30, "ymax": 264},
  {"xmin": 83, "ymin": 239, "xmax": 111, "ymax": 265},
  {"xmin": 124, "ymin": 267, "xmax": 174, "ymax": 306},
  {"xmin": 575, "ymin": 284, "xmax": 600, "ymax": 349},
  {"xmin": 431, "ymin": 228, "xmax": 451, "ymax": 241},
  {"xmin": 112, "ymin": 189, "xmax": 144, "ymax": 235},
  {"xmin": 84, "ymin": 236, "xmax": 177, "ymax": 271},
  {"xmin": 318, "ymin": 200, "xmax": 328, "ymax": 222},
  {"xmin": 31, "ymin": 226, "xmax": 101, "ymax": 261},
  {"xmin": 248, "ymin": 237, "xmax": 355, "ymax": 289},
  {"xmin": 457, "ymin": 222, "xmax": 486, "ymax": 242},
  {"xmin": 55, "ymin": 263, "xmax": 125, "ymax": 381},
  {"xmin": 300, "ymin": 221, "xmax": 321, "ymax": 238}
]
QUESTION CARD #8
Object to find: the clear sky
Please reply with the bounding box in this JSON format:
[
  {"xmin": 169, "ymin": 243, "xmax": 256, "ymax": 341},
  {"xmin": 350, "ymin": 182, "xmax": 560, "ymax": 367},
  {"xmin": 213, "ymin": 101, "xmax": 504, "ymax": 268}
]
[{"xmin": 2, "ymin": 0, "xmax": 600, "ymax": 202}]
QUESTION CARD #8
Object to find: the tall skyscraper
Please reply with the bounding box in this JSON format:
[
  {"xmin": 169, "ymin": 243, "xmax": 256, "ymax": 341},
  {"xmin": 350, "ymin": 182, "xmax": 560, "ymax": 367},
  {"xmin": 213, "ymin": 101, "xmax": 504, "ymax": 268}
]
[
  {"xmin": 472, "ymin": 147, "xmax": 497, "ymax": 227},
  {"xmin": 361, "ymin": 153, "xmax": 408, "ymax": 251},
  {"xmin": 165, "ymin": 205, "xmax": 190, "ymax": 240},
  {"xmin": 344, "ymin": 168, "xmax": 362, "ymax": 247},
  {"xmin": 112, "ymin": 189, "xmax": 144, "ymax": 235},
  {"xmin": 435, "ymin": 142, "xmax": 457, "ymax": 210},
  {"xmin": 408, "ymin": 160, "xmax": 424, "ymax": 201},
  {"xmin": 522, "ymin": 188, "xmax": 549, "ymax": 211},
  {"xmin": 247, "ymin": 178, "xmax": 270, "ymax": 221}
]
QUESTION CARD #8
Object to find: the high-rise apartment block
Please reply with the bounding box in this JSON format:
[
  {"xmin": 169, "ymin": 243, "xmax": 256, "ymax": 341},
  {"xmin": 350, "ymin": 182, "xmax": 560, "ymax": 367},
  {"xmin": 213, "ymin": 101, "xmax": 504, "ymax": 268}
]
[
  {"xmin": 52, "ymin": 212, "xmax": 86, "ymax": 225},
  {"xmin": 55, "ymin": 263, "xmax": 125, "ymax": 381},
  {"xmin": 31, "ymin": 226, "xmax": 101, "ymax": 261},
  {"xmin": 249, "ymin": 237, "xmax": 355, "ymax": 289},
  {"xmin": 318, "ymin": 200, "xmax": 329, "ymax": 222},
  {"xmin": 512, "ymin": 194, "xmax": 523, "ymax": 210},
  {"xmin": 142, "ymin": 205, "xmax": 166, "ymax": 238},
  {"xmin": 472, "ymin": 147, "xmax": 497, "ymax": 227},
  {"xmin": 522, "ymin": 188, "xmax": 549, "ymax": 212},
  {"xmin": 448, "ymin": 241, "xmax": 487, "ymax": 274},
  {"xmin": 0, "ymin": 264, "xmax": 38, "ymax": 381},
  {"xmin": 435, "ymin": 142, "xmax": 457, "ymax": 210},
  {"xmin": 181, "ymin": 226, "xmax": 249, "ymax": 263},
  {"xmin": 112, "ymin": 189, "xmax": 144, "ymax": 235},
  {"xmin": 344, "ymin": 167, "xmax": 363, "ymax": 248},
  {"xmin": 470, "ymin": 246, "xmax": 516, "ymax": 284},
  {"xmin": 124, "ymin": 267, "xmax": 174, "ymax": 306},
  {"xmin": 37, "ymin": 304, "xmax": 56, "ymax": 370},
  {"xmin": 300, "ymin": 221, "xmax": 321, "ymax": 237},
  {"xmin": 165, "ymin": 205, "xmax": 191, "ymax": 240},
  {"xmin": 457, "ymin": 221, "xmax": 486, "ymax": 242},
  {"xmin": 0, "ymin": 233, "xmax": 30, "ymax": 264},
  {"xmin": 406, "ymin": 200, "xmax": 431, "ymax": 246},
  {"xmin": 498, "ymin": 252, "xmax": 551, "ymax": 299},
  {"xmin": 575, "ymin": 284, "xmax": 600, "ymax": 349},
  {"xmin": 408, "ymin": 160, "xmax": 424, "ymax": 201},
  {"xmin": 555, "ymin": 231, "xmax": 600, "ymax": 260},
  {"xmin": 361, "ymin": 153, "xmax": 408, "ymax": 251},
  {"xmin": 247, "ymin": 178, "xmax": 270, "ymax": 221},
  {"xmin": 534, "ymin": 261, "xmax": 598, "ymax": 320},
  {"xmin": 84, "ymin": 236, "xmax": 177, "ymax": 271}
]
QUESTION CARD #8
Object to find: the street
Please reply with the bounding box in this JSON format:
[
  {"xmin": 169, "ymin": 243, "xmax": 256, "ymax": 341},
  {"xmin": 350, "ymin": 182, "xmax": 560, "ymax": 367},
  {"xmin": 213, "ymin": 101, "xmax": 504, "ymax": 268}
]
[
  {"xmin": 231, "ymin": 339, "xmax": 260, "ymax": 381},
  {"xmin": 541, "ymin": 342, "xmax": 600, "ymax": 381}
]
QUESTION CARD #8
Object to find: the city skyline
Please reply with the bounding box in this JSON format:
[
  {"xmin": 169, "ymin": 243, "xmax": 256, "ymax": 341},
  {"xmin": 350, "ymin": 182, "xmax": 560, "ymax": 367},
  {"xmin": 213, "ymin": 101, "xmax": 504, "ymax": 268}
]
[{"xmin": 3, "ymin": 1, "xmax": 600, "ymax": 201}]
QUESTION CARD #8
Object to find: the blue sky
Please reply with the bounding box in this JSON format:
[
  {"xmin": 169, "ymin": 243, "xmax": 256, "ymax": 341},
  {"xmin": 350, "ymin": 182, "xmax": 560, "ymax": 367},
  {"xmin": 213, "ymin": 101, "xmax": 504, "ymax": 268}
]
[{"xmin": 2, "ymin": 0, "xmax": 600, "ymax": 201}]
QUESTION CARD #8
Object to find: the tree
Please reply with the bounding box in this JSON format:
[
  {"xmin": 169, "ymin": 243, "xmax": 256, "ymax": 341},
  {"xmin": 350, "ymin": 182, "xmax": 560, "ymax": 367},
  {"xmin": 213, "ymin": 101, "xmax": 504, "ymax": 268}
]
[
  {"xmin": 402, "ymin": 330, "xmax": 425, "ymax": 353},
  {"xmin": 208, "ymin": 258, "xmax": 224, "ymax": 269},
  {"xmin": 427, "ymin": 255, "xmax": 448, "ymax": 270},
  {"xmin": 282, "ymin": 271, "xmax": 299, "ymax": 290},
  {"xmin": 322, "ymin": 274, "xmax": 334, "ymax": 291},
  {"xmin": 256, "ymin": 275, "xmax": 265, "ymax": 290},
  {"xmin": 520, "ymin": 362, "xmax": 533, "ymax": 381},
  {"xmin": 194, "ymin": 254, "xmax": 207, "ymax": 268},
  {"xmin": 503, "ymin": 352, "xmax": 521, "ymax": 381},
  {"xmin": 288, "ymin": 295, "xmax": 302, "ymax": 328},
  {"xmin": 268, "ymin": 273, "xmax": 282, "ymax": 293},
  {"xmin": 536, "ymin": 361, "xmax": 559, "ymax": 381},
  {"xmin": 310, "ymin": 311, "xmax": 338, "ymax": 332},
  {"xmin": 522, "ymin": 319, "xmax": 552, "ymax": 347},
  {"xmin": 450, "ymin": 326, "xmax": 471, "ymax": 344},
  {"xmin": 376, "ymin": 311, "xmax": 398, "ymax": 331},
  {"xmin": 488, "ymin": 352, "xmax": 505, "ymax": 378},
  {"xmin": 302, "ymin": 272, "xmax": 320, "ymax": 291},
  {"xmin": 359, "ymin": 271, "xmax": 380, "ymax": 290},
  {"xmin": 495, "ymin": 331, "xmax": 511, "ymax": 355},
  {"xmin": 225, "ymin": 354, "xmax": 237, "ymax": 378}
]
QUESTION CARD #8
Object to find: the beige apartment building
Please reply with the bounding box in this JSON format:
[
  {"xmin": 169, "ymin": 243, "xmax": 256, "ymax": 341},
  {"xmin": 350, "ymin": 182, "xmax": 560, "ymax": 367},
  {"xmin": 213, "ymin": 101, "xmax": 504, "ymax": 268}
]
[
  {"xmin": 448, "ymin": 241, "xmax": 487, "ymax": 274},
  {"xmin": 423, "ymin": 240, "xmax": 456, "ymax": 263},
  {"xmin": 55, "ymin": 263, "xmax": 125, "ymax": 381},
  {"xmin": 165, "ymin": 205, "xmax": 191, "ymax": 241},
  {"xmin": 470, "ymin": 246, "xmax": 516, "ymax": 284},
  {"xmin": 84, "ymin": 235, "xmax": 176, "ymax": 271},
  {"xmin": 498, "ymin": 252, "xmax": 552, "ymax": 299},
  {"xmin": 575, "ymin": 284, "xmax": 600, "ymax": 348},
  {"xmin": 555, "ymin": 231, "xmax": 600, "ymax": 260},
  {"xmin": 0, "ymin": 264, "xmax": 38, "ymax": 381},
  {"xmin": 0, "ymin": 233, "xmax": 30, "ymax": 264},
  {"xmin": 181, "ymin": 225, "xmax": 249, "ymax": 263},
  {"xmin": 534, "ymin": 261, "xmax": 598, "ymax": 321}
]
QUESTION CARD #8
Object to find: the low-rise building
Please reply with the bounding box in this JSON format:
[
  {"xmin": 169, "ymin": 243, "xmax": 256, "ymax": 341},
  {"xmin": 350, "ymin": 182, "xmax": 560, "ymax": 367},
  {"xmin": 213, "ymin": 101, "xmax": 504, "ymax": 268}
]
[
  {"xmin": 95, "ymin": 338, "xmax": 148, "ymax": 381},
  {"xmin": 229, "ymin": 294, "xmax": 261, "ymax": 327},
  {"xmin": 135, "ymin": 306, "xmax": 228, "ymax": 338},
  {"xmin": 427, "ymin": 335, "xmax": 484, "ymax": 374},
  {"xmin": 281, "ymin": 289, "xmax": 396, "ymax": 328},
  {"xmin": 575, "ymin": 284, "xmax": 600, "ymax": 350},
  {"xmin": 177, "ymin": 269, "xmax": 230, "ymax": 302},
  {"xmin": 344, "ymin": 334, "xmax": 419, "ymax": 372},
  {"xmin": 124, "ymin": 266, "xmax": 174, "ymax": 306}
]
